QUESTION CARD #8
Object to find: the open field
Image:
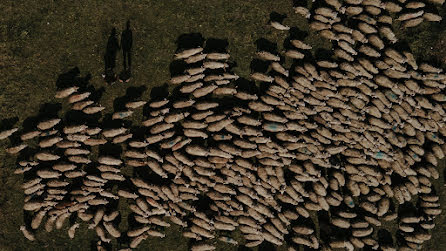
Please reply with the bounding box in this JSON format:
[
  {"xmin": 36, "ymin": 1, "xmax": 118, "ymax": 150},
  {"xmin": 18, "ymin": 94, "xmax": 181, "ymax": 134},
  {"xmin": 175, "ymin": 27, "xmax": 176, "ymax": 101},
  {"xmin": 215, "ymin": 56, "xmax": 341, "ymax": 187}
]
[{"xmin": 1, "ymin": 0, "xmax": 446, "ymax": 250}]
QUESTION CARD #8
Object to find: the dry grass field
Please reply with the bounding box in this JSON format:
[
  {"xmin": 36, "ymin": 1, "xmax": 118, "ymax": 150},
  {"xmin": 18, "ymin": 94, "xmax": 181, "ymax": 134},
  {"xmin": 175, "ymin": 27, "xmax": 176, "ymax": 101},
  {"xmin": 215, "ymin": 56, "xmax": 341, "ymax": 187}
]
[{"xmin": 1, "ymin": 0, "xmax": 446, "ymax": 250}]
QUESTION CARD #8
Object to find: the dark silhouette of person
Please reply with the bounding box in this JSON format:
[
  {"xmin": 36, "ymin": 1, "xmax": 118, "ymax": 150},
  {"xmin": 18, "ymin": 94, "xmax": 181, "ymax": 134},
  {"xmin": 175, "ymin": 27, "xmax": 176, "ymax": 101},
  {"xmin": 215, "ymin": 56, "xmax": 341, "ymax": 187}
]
[
  {"xmin": 119, "ymin": 21, "xmax": 133, "ymax": 82},
  {"xmin": 103, "ymin": 28, "xmax": 120, "ymax": 83},
  {"xmin": 121, "ymin": 21, "xmax": 133, "ymax": 72}
]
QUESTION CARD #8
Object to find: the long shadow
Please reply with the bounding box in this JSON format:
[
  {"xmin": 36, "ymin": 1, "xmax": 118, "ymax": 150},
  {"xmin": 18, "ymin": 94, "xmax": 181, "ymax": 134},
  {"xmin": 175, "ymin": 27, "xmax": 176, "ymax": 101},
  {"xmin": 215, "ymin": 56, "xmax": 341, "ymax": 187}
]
[
  {"xmin": 398, "ymin": 201, "xmax": 418, "ymax": 219},
  {"xmin": 258, "ymin": 241, "xmax": 276, "ymax": 251},
  {"xmin": 150, "ymin": 83, "xmax": 169, "ymax": 101},
  {"xmin": 234, "ymin": 77, "xmax": 258, "ymax": 94},
  {"xmin": 255, "ymin": 38, "xmax": 278, "ymax": 53},
  {"xmin": 0, "ymin": 117, "xmax": 19, "ymax": 132},
  {"xmin": 269, "ymin": 11, "xmax": 287, "ymax": 24},
  {"xmin": 38, "ymin": 102, "xmax": 62, "ymax": 120},
  {"xmin": 117, "ymin": 233, "xmax": 130, "ymax": 250},
  {"xmin": 317, "ymin": 209, "xmax": 333, "ymax": 243},
  {"xmin": 104, "ymin": 27, "xmax": 120, "ymax": 84},
  {"xmin": 176, "ymin": 33, "xmax": 205, "ymax": 50},
  {"xmin": 113, "ymin": 86, "xmax": 147, "ymax": 112},
  {"xmin": 98, "ymin": 142, "xmax": 123, "ymax": 158},
  {"xmin": 16, "ymin": 146, "xmax": 39, "ymax": 166},
  {"xmin": 310, "ymin": 0, "xmax": 332, "ymax": 12},
  {"xmin": 55, "ymin": 67, "xmax": 81, "ymax": 89},
  {"xmin": 134, "ymin": 164, "xmax": 171, "ymax": 186},
  {"xmin": 64, "ymin": 110, "xmax": 99, "ymax": 126},
  {"xmin": 284, "ymin": 27, "xmax": 311, "ymax": 66},
  {"xmin": 77, "ymin": 72, "xmax": 92, "ymax": 90},
  {"xmin": 314, "ymin": 48, "xmax": 333, "ymax": 61},
  {"xmin": 20, "ymin": 102, "xmax": 63, "ymax": 137},
  {"xmin": 194, "ymin": 194, "xmax": 213, "ymax": 213},
  {"xmin": 169, "ymin": 59, "xmax": 188, "ymax": 77},
  {"xmin": 55, "ymin": 67, "xmax": 94, "ymax": 92},
  {"xmin": 443, "ymin": 167, "xmax": 446, "ymax": 186},
  {"xmin": 129, "ymin": 126, "xmax": 148, "ymax": 141},
  {"xmin": 250, "ymin": 58, "xmax": 270, "ymax": 74},
  {"xmin": 85, "ymin": 85, "xmax": 105, "ymax": 103},
  {"xmin": 21, "ymin": 116, "xmax": 40, "ymax": 133},
  {"xmin": 59, "ymin": 70, "xmax": 98, "ymax": 126},
  {"xmin": 292, "ymin": 0, "xmax": 308, "ymax": 8},
  {"xmin": 289, "ymin": 27, "xmax": 309, "ymax": 41},
  {"xmin": 378, "ymin": 229, "xmax": 394, "ymax": 248},
  {"xmin": 204, "ymin": 38, "xmax": 229, "ymax": 53},
  {"xmin": 237, "ymin": 246, "xmax": 253, "ymax": 251},
  {"xmin": 204, "ymin": 37, "xmax": 235, "ymax": 73},
  {"xmin": 283, "ymin": 27, "xmax": 308, "ymax": 51},
  {"xmin": 101, "ymin": 113, "xmax": 131, "ymax": 130},
  {"xmin": 142, "ymin": 84, "xmax": 169, "ymax": 117},
  {"xmin": 119, "ymin": 20, "xmax": 133, "ymax": 81}
]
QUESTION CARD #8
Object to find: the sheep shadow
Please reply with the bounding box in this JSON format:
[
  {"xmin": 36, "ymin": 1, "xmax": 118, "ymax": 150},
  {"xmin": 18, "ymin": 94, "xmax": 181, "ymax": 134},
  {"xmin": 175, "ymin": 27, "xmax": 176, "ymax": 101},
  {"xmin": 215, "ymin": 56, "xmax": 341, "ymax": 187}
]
[
  {"xmin": 20, "ymin": 102, "xmax": 62, "ymax": 138},
  {"xmin": 55, "ymin": 67, "xmax": 81, "ymax": 89},
  {"xmin": 142, "ymin": 84, "xmax": 169, "ymax": 117},
  {"xmin": 255, "ymin": 38, "xmax": 278, "ymax": 53},
  {"xmin": 0, "ymin": 117, "xmax": 19, "ymax": 131},
  {"xmin": 176, "ymin": 33, "xmax": 205, "ymax": 51},
  {"xmin": 113, "ymin": 85, "xmax": 147, "ymax": 112},
  {"xmin": 204, "ymin": 38, "xmax": 229, "ymax": 53},
  {"xmin": 269, "ymin": 11, "xmax": 287, "ymax": 23}
]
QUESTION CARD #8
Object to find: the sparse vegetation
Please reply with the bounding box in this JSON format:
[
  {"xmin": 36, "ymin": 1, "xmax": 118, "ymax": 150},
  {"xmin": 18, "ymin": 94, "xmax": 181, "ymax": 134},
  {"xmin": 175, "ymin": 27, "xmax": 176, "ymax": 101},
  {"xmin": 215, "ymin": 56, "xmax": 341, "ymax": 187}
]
[{"xmin": 1, "ymin": 1, "xmax": 446, "ymax": 250}]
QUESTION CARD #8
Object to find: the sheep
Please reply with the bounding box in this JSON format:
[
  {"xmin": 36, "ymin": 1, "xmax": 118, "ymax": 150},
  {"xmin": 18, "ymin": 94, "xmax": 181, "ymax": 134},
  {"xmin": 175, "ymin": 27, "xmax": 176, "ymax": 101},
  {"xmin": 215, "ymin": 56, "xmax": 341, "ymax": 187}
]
[
  {"xmin": 129, "ymin": 233, "xmax": 148, "ymax": 249},
  {"xmin": 65, "ymin": 148, "xmax": 90, "ymax": 156},
  {"xmin": 113, "ymin": 133, "xmax": 133, "ymax": 144},
  {"xmin": 147, "ymin": 160, "xmax": 168, "ymax": 178},
  {"xmin": 20, "ymin": 130, "xmax": 41, "ymax": 140},
  {"xmin": 206, "ymin": 53, "xmax": 230, "ymax": 61},
  {"xmin": 97, "ymin": 165, "xmax": 120, "ymax": 173},
  {"xmin": 37, "ymin": 119, "xmax": 61, "ymax": 131},
  {"xmin": 175, "ymin": 47, "xmax": 203, "ymax": 59},
  {"xmin": 284, "ymin": 50, "xmax": 305, "ymax": 59},
  {"xmin": 101, "ymin": 172, "xmax": 125, "ymax": 181},
  {"xmin": 185, "ymin": 145, "xmax": 209, "ymax": 156},
  {"xmin": 66, "ymin": 134, "xmax": 89, "ymax": 142},
  {"xmin": 5, "ymin": 143, "xmax": 28, "ymax": 154},
  {"xmin": 68, "ymin": 92, "xmax": 91, "ymax": 103},
  {"xmin": 64, "ymin": 170, "xmax": 86, "ymax": 178},
  {"xmin": 270, "ymin": 20, "xmax": 290, "ymax": 30},
  {"xmin": 72, "ymin": 100, "xmax": 94, "ymax": 110},
  {"xmin": 36, "ymin": 169, "xmax": 62, "ymax": 179},
  {"xmin": 203, "ymin": 61, "xmax": 229, "ymax": 69},
  {"xmin": 98, "ymin": 156, "xmax": 122, "ymax": 166},
  {"xmin": 56, "ymin": 141, "xmax": 81, "ymax": 148},
  {"xmin": 30, "ymin": 210, "xmax": 47, "ymax": 230},
  {"xmin": 190, "ymin": 225, "xmax": 215, "ymax": 239},
  {"xmin": 251, "ymin": 72, "xmax": 274, "ymax": 82},
  {"xmin": 67, "ymin": 223, "xmax": 80, "ymax": 239},
  {"xmin": 112, "ymin": 110, "xmax": 133, "ymax": 120},
  {"xmin": 185, "ymin": 53, "xmax": 207, "ymax": 63},
  {"xmin": 84, "ymin": 138, "xmax": 107, "ymax": 146},
  {"xmin": 55, "ymin": 86, "xmax": 79, "ymax": 99},
  {"xmin": 118, "ymin": 190, "xmax": 139, "ymax": 199},
  {"xmin": 20, "ymin": 225, "xmax": 36, "ymax": 241},
  {"xmin": 125, "ymin": 100, "xmax": 147, "ymax": 109},
  {"xmin": 191, "ymin": 243, "xmax": 216, "ymax": 251},
  {"xmin": 83, "ymin": 105, "xmax": 105, "ymax": 114}
]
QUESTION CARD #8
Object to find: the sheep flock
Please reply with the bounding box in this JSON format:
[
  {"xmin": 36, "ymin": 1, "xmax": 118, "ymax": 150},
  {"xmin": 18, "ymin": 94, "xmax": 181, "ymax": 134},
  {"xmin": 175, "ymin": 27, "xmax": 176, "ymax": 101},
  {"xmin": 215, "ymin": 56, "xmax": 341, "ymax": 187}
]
[{"xmin": 2, "ymin": 0, "xmax": 446, "ymax": 250}]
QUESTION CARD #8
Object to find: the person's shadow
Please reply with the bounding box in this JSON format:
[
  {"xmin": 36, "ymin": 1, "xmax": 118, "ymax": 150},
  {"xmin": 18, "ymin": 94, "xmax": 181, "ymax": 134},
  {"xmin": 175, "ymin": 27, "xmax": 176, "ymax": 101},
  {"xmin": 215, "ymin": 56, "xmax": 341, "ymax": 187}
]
[
  {"xmin": 104, "ymin": 27, "xmax": 120, "ymax": 84},
  {"xmin": 119, "ymin": 20, "xmax": 133, "ymax": 82}
]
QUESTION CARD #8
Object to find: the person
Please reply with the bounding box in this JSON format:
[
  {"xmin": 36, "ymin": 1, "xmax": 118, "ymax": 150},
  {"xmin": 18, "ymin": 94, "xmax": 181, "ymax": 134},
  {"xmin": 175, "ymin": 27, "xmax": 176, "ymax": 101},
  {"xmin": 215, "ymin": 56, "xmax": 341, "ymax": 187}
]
[
  {"xmin": 103, "ymin": 28, "xmax": 120, "ymax": 84},
  {"xmin": 119, "ymin": 20, "xmax": 133, "ymax": 82}
]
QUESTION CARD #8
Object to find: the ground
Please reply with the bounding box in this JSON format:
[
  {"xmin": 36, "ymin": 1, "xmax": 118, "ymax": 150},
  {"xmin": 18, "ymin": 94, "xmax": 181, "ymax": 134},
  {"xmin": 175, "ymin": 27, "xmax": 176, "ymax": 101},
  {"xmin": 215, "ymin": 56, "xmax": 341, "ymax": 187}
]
[{"xmin": 1, "ymin": 0, "xmax": 446, "ymax": 250}]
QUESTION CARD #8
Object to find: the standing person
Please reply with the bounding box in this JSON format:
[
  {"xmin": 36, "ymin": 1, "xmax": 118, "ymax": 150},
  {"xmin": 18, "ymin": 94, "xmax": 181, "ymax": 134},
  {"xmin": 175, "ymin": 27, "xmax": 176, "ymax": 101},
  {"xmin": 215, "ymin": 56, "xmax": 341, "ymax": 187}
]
[
  {"xmin": 103, "ymin": 27, "xmax": 120, "ymax": 84},
  {"xmin": 120, "ymin": 20, "xmax": 133, "ymax": 82}
]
